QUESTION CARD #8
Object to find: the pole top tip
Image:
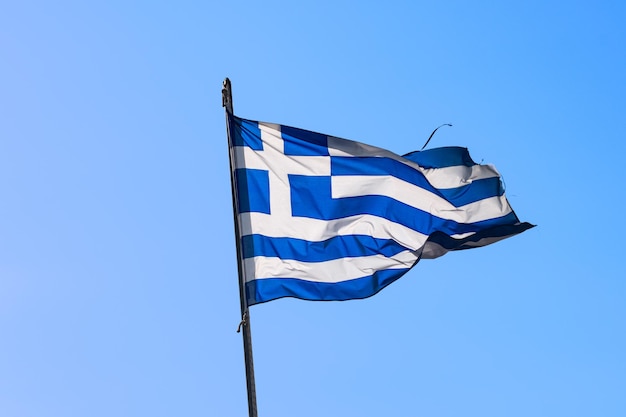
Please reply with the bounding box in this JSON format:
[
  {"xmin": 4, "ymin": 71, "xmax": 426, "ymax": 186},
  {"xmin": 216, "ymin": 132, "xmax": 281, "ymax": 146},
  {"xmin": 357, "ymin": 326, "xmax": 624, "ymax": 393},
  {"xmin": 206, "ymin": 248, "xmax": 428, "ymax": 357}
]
[{"xmin": 222, "ymin": 78, "xmax": 233, "ymax": 112}]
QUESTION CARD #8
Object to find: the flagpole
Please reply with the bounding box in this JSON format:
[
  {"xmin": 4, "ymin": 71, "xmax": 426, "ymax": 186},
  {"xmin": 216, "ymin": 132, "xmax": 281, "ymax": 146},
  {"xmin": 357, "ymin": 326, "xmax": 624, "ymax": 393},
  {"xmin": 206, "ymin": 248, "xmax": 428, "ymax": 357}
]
[{"xmin": 222, "ymin": 77, "xmax": 259, "ymax": 417}]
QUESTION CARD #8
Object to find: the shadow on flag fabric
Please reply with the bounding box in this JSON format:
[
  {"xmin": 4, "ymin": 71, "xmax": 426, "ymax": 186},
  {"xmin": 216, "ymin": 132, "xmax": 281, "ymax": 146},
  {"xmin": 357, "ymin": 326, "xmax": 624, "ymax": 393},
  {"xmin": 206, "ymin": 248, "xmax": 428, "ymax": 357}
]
[{"xmin": 228, "ymin": 114, "xmax": 534, "ymax": 305}]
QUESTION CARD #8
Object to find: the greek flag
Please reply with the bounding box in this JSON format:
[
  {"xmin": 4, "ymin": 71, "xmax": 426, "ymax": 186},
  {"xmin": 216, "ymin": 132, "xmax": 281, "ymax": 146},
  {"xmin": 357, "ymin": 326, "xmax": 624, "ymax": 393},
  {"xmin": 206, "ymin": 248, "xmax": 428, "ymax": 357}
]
[{"xmin": 228, "ymin": 114, "xmax": 533, "ymax": 305}]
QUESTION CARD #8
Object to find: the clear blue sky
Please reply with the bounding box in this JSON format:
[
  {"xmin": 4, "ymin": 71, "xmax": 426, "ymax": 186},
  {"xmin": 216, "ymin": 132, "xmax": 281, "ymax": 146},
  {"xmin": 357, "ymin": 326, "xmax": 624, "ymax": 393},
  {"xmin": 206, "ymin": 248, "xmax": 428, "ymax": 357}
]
[{"xmin": 2, "ymin": 1, "xmax": 625, "ymax": 416}]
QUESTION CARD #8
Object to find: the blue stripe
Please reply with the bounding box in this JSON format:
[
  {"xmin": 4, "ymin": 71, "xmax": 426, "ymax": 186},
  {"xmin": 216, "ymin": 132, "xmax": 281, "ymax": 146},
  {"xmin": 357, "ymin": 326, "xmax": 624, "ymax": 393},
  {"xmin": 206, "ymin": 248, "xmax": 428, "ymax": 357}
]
[
  {"xmin": 438, "ymin": 177, "xmax": 504, "ymax": 207},
  {"xmin": 281, "ymin": 124, "xmax": 329, "ymax": 156},
  {"xmin": 235, "ymin": 168, "xmax": 270, "ymax": 214},
  {"xmin": 403, "ymin": 146, "xmax": 475, "ymax": 169},
  {"xmin": 242, "ymin": 234, "xmax": 410, "ymax": 261},
  {"xmin": 230, "ymin": 115, "xmax": 263, "ymax": 150},
  {"xmin": 331, "ymin": 156, "xmax": 503, "ymax": 206},
  {"xmin": 426, "ymin": 222, "xmax": 534, "ymax": 250},
  {"xmin": 246, "ymin": 268, "xmax": 412, "ymax": 305},
  {"xmin": 289, "ymin": 175, "xmax": 516, "ymax": 236}
]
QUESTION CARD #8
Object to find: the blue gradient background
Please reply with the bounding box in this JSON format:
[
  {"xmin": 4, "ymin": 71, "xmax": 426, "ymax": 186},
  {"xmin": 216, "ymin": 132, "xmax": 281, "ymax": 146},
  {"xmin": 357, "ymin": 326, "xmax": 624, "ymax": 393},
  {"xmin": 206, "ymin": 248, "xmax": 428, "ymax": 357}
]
[{"xmin": 1, "ymin": 1, "xmax": 625, "ymax": 416}]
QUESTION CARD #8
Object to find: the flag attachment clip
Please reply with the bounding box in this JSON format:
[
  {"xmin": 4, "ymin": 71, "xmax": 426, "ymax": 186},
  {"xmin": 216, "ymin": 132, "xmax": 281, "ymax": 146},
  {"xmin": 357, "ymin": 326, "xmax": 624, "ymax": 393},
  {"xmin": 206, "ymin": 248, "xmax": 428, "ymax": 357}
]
[{"xmin": 236, "ymin": 310, "xmax": 248, "ymax": 333}]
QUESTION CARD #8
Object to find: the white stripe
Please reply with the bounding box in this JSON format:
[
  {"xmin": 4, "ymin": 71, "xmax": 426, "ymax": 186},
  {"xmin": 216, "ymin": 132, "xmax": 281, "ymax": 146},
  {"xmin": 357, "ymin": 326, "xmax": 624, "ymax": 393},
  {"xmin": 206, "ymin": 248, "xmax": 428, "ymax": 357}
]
[
  {"xmin": 260, "ymin": 124, "xmax": 290, "ymax": 218},
  {"xmin": 239, "ymin": 212, "xmax": 429, "ymax": 252},
  {"xmin": 328, "ymin": 135, "xmax": 398, "ymax": 158},
  {"xmin": 332, "ymin": 176, "xmax": 511, "ymax": 223},
  {"xmin": 244, "ymin": 251, "xmax": 418, "ymax": 283},
  {"xmin": 421, "ymin": 241, "xmax": 449, "ymax": 259},
  {"xmin": 233, "ymin": 145, "xmax": 331, "ymax": 175},
  {"xmin": 424, "ymin": 164, "xmax": 500, "ymax": 189}
]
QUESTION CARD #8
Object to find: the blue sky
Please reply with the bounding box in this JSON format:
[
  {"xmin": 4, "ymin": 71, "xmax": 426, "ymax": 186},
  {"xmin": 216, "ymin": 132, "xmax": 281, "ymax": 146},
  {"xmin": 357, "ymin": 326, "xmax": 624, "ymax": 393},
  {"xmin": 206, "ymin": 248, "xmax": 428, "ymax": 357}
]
[{"xmin": 1, "ymin": 1, "xmax": 625, "ymax": 416}]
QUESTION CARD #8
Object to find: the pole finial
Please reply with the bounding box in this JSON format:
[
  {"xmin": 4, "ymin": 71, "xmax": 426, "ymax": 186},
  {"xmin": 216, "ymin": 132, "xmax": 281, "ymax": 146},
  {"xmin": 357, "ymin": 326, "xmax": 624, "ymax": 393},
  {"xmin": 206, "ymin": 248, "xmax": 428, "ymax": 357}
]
[{"xmin": 222, "ymin": 78, "xmax": 233, "ymax": 114}]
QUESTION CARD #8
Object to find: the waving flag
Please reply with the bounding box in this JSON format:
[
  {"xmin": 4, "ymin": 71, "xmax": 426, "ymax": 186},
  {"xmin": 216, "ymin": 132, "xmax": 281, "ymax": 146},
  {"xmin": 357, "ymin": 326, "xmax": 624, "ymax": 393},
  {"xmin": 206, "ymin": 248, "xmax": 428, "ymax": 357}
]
[{"xmin": 228, "ymin": 114, "xmax": 533, "ymax": 305}]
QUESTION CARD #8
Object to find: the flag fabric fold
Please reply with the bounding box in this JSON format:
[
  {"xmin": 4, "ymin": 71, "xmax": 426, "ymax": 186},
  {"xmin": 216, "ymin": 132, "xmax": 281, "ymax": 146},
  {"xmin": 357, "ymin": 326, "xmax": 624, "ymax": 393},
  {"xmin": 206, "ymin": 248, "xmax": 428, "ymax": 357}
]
[{"xmin": 228, "ymin": 114, "xmax": 533, "ymax": 305}]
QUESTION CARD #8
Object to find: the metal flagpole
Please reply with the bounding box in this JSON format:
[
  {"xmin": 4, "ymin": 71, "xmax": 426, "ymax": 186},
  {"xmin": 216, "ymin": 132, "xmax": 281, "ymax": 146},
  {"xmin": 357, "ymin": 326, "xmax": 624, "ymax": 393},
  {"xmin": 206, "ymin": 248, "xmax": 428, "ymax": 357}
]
[{"xmin": 222, "ymin": 78, "xmax": 259, "ymax": 417}]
